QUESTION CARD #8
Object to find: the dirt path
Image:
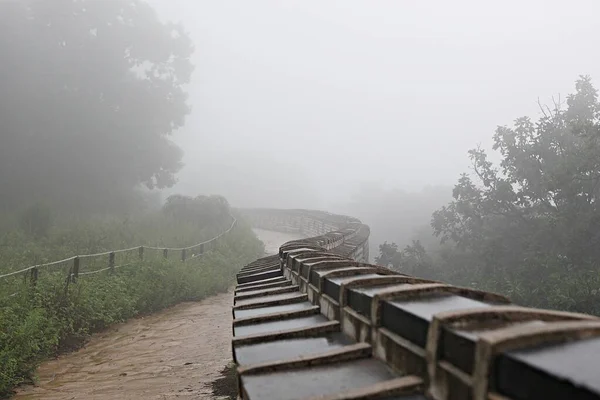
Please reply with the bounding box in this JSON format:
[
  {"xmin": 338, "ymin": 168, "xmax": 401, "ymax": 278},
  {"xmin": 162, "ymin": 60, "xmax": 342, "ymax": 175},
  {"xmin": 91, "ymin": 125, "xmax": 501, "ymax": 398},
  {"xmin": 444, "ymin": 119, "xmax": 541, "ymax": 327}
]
[
  {"xmin": 14, "ymin": 229, "xmax": 302, "ymax": 400},
  {"xmin": 15, "ymin": 291, "xmax": 234, "ymax": 400}
]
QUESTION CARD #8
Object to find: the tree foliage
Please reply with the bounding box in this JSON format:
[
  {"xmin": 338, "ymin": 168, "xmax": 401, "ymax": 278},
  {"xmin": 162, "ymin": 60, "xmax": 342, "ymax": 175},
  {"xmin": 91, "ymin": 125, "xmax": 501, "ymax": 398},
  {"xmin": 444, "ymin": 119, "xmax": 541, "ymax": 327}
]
[
  {"xmin": 162, "ymin": 194, "xmax": 231, "ymax": 227},
  {"xmin": 375, "ymin": 240, "xmax": 434, "ymax": 278},
  {"xmin": 19, "ymin": 203, "xmax": 53, "ymax": 238},
  {"xmin": 426, "ymin": 76, "xmax": 600, "ymax": 313},
  {"xmin": 375, "ymin": 242, "xmax": 401, "ymax": 270},
  {"xmin": 0, "ymin": 0, "xmax": 193, "ymax": 212}
]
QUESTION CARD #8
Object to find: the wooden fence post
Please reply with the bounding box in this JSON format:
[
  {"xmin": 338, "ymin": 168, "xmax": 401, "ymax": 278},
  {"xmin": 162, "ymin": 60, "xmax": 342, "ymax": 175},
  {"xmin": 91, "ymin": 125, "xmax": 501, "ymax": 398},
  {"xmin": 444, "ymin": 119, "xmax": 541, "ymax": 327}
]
[
  {"xmin": 72, "ymin": 257, "xmax": 80, "ymax": 282},
  {"xmin": 30, "ymin": 267, "xmax": 38, "ymax": 287},
  {"xmin": 139, "ymin": 246, "xmax": 144, "ymax": 260},
  {"xmin": 199, "ymin": 243, "xmax": 204, "ymax": 255},
  {"xmin": 163, "ymin": 249, "xmax": 168, "ymax": 259},
  {"xmin": 181, "ymin": 249, "xmax": 187, "ymax": 262},
  {"xmin": 64, "ymin": 267, "xmax": 71, "ymax": 296},
  {"xmin": 109, "ymin": 252, "xmax": 115, "ymax": 273}
]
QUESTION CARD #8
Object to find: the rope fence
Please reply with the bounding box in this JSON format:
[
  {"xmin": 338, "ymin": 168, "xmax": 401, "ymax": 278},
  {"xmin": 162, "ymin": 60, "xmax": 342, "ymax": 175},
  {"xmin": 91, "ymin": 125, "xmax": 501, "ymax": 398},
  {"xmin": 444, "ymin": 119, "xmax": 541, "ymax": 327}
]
[{"xmin": 0, "ymin": 215, "xmax": 238, "ymax": 291}]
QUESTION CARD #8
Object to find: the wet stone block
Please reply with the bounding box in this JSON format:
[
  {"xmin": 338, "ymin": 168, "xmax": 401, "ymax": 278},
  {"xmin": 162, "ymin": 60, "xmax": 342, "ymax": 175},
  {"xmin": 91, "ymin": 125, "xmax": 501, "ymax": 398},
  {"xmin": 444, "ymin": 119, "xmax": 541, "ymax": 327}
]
[
  {"xmin": 309, "ymin": 267, "xmax": 335, "ymax": 288},
  {"xmin": 237, "ymin": 269, "xmax": 282, "ymax": 285},
  {"xmin": 234, "ymin": 302, "xmax": 314, "ymax": 319},
  {"xmin": 438, "ymin": 328, "xmax": 478, "ymax": 374},
  {"xmin": 236, "ymin": 276, "xmax": 286, "ymax": 288},
  {"xmin": 234, "ymin": 332, "xmax": 354, "ymax": 365},
  {"xmin": 301, "ymin": 261, "xmax": 355, "ymax": 279},
  {"xmin": 234, "ymin": 292, "xmax": 306, "ymax": 308},
  {"xmin": 381, "ymin": 295, "xmax": 489, "ymax": 347},
  {"xmin": 241, "ymin": 358, "xmax": 398, "ymax": 400},
  {"xmin": 493, "ymin": 336, "xmax": 600, "ymax": 400},
  {"xmin": 234, "ymin": 314, "xmax": 328, "ymax": 337},
  {"xmin": 322, "ymin": 273, "xmax": 381, "ymax": 303},
  {"xmin": 346, "ymin": 284, "xmax": 403, "ymax": 318}
]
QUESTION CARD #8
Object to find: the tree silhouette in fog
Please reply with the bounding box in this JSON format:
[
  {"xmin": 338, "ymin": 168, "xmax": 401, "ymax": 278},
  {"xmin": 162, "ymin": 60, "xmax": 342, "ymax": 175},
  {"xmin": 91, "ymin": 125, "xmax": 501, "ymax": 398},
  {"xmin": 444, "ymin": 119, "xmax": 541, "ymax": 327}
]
[
  {"xmin": 0, "ymin": 0, "xmax": 193, "ymax": 213},
  {"xmin": 429, "ymin": 76, "xmax": 600, "ymax": 314}
]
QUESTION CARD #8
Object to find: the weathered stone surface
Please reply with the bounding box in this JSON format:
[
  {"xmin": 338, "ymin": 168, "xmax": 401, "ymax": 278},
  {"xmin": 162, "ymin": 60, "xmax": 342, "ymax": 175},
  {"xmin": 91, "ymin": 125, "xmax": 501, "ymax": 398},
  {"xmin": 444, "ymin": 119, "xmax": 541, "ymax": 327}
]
[{"xmin": 234, "ymin": 209, "xmax": 600, "ymax": 400}]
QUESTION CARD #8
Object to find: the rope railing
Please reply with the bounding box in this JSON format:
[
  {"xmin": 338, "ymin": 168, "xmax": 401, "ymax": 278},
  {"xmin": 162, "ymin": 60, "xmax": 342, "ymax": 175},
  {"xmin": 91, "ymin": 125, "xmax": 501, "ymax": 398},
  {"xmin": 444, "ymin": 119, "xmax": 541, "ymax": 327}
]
[
  {"xmin": 0, "ymin": 215, "xmax": 237, "ymax": 285},
  {"xmin": 0, "ymin": 256, "xmax": 78, "ymax": 280},
  {"xmin": 77, "ymin": 262, "xmax": 134, "ymax": 277}
]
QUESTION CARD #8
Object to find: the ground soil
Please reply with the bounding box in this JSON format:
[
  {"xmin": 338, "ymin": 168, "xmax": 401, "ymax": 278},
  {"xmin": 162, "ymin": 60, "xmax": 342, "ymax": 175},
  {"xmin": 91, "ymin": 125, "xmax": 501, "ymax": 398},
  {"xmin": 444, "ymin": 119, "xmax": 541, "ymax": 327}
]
[{"xmin": 13, "ymin": 229, "xmax": 302, "ymax": 400}]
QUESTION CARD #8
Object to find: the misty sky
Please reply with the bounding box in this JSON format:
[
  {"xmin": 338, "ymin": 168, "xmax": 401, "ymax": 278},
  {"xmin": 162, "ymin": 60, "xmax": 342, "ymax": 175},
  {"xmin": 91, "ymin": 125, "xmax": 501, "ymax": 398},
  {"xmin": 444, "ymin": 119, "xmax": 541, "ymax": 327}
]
[{"xmin": 146, "ymin": 0, "xmax": 600, "ymax": 209}]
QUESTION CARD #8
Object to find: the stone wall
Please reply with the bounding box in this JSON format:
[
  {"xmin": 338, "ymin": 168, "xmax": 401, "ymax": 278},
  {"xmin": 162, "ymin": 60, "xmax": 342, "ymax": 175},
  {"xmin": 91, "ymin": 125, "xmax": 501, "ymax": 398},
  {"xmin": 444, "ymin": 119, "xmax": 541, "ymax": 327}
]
[
  {"xmin": 231, "ymin": 207, "xmax": 600, "ymax": 400},
  {"xmin": 238, "ymin": 208, "xmax": 370, "ymax": 262}
]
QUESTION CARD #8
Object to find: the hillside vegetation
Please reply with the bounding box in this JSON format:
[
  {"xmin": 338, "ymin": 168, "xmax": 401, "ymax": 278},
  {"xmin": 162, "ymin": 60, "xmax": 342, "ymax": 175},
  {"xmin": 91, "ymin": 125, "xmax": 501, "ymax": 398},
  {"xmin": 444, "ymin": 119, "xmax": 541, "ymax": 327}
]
[
  {"xmin": 0, "ymin": 195, "xmax": 263, "ymax": 396},
  {"xmin": 377, "ymin": 77, "xmax": 600, "ymax": 316}
]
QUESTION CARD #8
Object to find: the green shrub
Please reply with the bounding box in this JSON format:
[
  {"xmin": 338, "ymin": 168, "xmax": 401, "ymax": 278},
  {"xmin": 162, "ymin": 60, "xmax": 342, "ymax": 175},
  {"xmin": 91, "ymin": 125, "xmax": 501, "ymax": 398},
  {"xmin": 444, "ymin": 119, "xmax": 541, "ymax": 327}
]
[{"xmin": 19, "ymin": 204, "xmax": 53, "ymax": 238}]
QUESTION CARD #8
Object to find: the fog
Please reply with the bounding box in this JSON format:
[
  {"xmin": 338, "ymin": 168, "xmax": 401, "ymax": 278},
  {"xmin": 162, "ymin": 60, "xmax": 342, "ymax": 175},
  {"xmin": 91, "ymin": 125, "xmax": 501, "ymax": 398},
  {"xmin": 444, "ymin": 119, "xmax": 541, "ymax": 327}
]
[
  {"xmin": 2, "ymin": 0, "xmax": 600, "ymax": 250},
  {"xmin": 5, "ymin": 7, "xmax": 600, "ymax": 387},
  {"xmin": 2, "ymin": 0, "xmax": 600, "ymax": 346},
  {"xmin": 146, "ymin": 0, "xmax": 600, "ymax": 210}
]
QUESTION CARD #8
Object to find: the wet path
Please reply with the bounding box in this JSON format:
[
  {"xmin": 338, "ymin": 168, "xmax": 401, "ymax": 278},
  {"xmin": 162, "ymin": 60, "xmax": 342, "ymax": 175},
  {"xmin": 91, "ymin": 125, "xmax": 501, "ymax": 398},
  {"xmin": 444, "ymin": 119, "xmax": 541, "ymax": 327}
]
[
  {"xmin": 14, "ymin": 229, "xmax": 302, "ymax": 400},
  {"xmin": 251, "ymin": 229, "xmax": 305, "ymax": 255},
  {"xmin": 16, "ymin": 292, "xmax": 235, "ymax": 400}
]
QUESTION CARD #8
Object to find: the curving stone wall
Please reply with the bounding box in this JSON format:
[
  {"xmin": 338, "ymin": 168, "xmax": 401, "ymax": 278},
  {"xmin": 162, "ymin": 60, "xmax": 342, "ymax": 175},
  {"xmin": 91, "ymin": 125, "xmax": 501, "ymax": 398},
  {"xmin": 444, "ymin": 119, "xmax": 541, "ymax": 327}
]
[
  {"xmin": 232, "ymin": 209, "xmax": 600, "ymax": 400},
  {"xmin": 239, "ymin": 208, "xmax": 370, "ymax": 262}
]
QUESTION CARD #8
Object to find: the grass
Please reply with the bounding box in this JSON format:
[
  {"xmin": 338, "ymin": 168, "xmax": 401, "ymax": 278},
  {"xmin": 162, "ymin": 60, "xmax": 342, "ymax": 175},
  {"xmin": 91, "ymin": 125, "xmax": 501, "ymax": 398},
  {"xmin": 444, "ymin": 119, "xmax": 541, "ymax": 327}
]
[
  {"xmin": 210, "ymin": 363, "xmax": 238, "ymax": 399},
  {"xmin": 0, "ymin": 211, "xmax": 233, "ymax": 274},
  {"xmin": 0, "ymin": 212, "xmax": 264, "ymax": 397}
]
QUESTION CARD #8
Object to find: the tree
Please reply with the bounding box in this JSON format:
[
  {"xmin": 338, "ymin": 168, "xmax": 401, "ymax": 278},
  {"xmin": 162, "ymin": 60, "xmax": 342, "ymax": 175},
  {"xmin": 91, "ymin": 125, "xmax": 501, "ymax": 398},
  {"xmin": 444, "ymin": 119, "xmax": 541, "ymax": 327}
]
[
  {"xmin": 431, "ymin": 76, "xmax": 600, "ymax": 313},
  {"xmin": 0, "ymin": 0, "xmax": 193, "ymax": 213},
  {"xmin": 163, "ymin": 194, "xmax": 230, "ymax": 227},
  {"xmin": 375, "ymin": 242, "xmax": 401, "ymax": 269},
  {"xmin": 19, "ymin": 203, "xmax": 53, "ymax": 238},
  {"xmin": 375, "ymin": 240, "xmax": 434, "ymax": 278}
]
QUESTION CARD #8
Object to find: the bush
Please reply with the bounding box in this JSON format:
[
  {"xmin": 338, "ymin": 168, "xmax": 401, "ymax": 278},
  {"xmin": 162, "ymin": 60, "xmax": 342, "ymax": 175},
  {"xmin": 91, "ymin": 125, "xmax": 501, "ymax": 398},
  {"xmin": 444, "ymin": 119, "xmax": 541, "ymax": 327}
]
[{"xmin": 19, "ymin": 204, "xmax": 53, "ymax": 238}]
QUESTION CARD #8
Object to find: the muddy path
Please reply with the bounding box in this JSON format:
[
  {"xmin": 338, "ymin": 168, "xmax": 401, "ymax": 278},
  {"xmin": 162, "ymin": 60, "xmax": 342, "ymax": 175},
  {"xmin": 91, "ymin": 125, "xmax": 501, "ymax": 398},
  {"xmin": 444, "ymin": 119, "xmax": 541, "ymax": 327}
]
[{"xmin": 14, "ymin": 229, "xmax": 302, "ymax": 400}]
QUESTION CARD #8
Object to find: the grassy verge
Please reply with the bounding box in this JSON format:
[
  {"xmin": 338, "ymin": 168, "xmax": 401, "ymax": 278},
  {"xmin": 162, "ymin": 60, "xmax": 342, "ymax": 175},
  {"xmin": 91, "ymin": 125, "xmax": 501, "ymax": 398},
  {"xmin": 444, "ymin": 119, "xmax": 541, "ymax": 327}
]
[
  {"xmin": 0, "ymin": 212, "xmax": 232, "ymax": 274},
  {"xmin": 0, "ymin": 217, "xmax": 263, "ymax": 396}
]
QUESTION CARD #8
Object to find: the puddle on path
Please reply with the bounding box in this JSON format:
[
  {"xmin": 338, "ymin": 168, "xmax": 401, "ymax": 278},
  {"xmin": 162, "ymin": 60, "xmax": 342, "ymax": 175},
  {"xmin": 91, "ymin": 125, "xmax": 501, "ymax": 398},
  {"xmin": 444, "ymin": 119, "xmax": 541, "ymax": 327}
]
[{"xmin": 14, "ymin": 229, "xmax": 303, "ymax": 400}]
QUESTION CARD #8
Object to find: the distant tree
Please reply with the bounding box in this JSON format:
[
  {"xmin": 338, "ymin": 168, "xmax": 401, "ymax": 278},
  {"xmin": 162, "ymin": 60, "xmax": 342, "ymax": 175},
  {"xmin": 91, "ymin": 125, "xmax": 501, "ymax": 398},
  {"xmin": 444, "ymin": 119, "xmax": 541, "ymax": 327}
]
[
  {"xmin": 0, "ymin": 0, "xmax": 193, "ymax": 213},
  {"xmin": 19, "ymin": 203, "xmax": 53, "ymax": 238},
  {"xmin": 375, "ymin": 240, "xmax": 434, "ymax": 278},
  {"xmin": 163, "ymin": 194, "xmax": 230, "ymax": 226},
  {"xmin": 375, "ymin": 242, "xmax": 401, "ymax": 269},
  {"xmin": 431, "ymin": 76, "xmax": 600, "ymax": 313}
]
